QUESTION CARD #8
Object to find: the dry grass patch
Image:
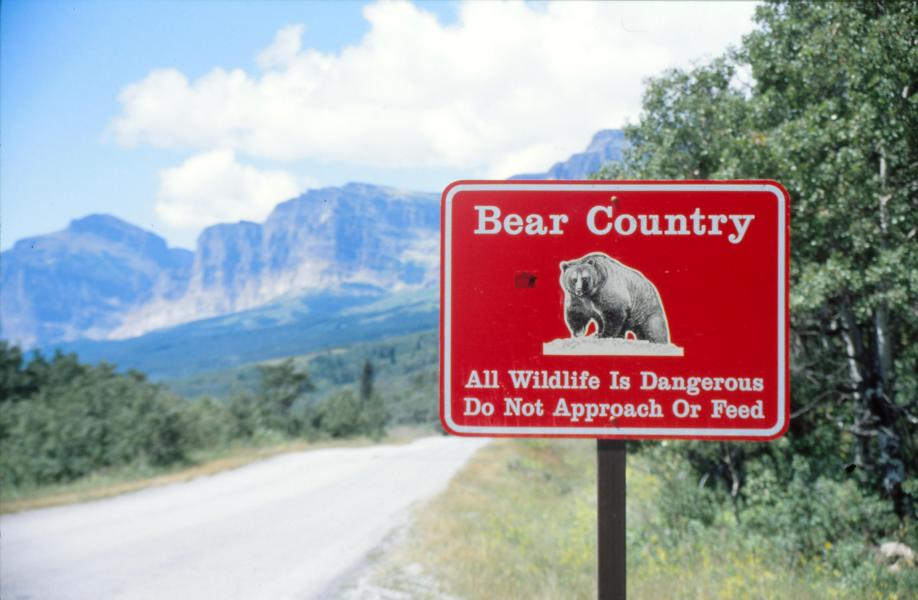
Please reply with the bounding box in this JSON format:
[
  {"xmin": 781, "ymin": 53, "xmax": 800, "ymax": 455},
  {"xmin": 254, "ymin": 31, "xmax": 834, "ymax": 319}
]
[
  {"xmin": 378, "ymin": 439, "xmax": 863, "ymax": 599},
  {"xmin": 405, "ymin": 439, "xmax": 597, "ymax": 600}
]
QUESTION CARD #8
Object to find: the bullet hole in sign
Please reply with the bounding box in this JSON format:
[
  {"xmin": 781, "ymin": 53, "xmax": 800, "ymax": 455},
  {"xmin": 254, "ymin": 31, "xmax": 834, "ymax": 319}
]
[{"xmin": 515, "ymin": 272, "xmax": 538, "ymax": 288}]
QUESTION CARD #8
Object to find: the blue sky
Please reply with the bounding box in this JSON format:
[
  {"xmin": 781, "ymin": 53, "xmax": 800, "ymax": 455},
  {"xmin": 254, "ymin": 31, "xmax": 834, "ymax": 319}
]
[{"xmin": 2, "ymin": 1, "xmax": 756, "ymax": 250}]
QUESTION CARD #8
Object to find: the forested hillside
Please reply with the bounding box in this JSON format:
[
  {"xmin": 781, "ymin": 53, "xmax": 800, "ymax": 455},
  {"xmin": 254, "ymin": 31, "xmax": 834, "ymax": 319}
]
[
  {"xmin": 169, "ymin": 329, "xmax": 438, "ymax": 419},
  {"xmin": 0, "ymin": 338, "xmax": 438, "ymax": 495},
  {"xmin": 594, "ymin": 0, "xmax": 917, "ymax": 589}
]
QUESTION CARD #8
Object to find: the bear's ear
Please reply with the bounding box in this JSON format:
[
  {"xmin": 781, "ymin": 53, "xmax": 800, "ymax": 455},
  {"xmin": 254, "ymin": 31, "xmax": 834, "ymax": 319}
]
[
  {"xmin": 560, "ymin": 261, "xmax": 570, "ymax": 271},
  {"xmin": 585, "ymin": 257, "xmax": 595, "ymax": 266}
]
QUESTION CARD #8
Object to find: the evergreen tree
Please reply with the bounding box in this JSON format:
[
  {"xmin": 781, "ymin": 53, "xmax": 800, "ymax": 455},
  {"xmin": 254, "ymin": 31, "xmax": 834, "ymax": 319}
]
[
  {"xmin": 359, "ymin": 359, "xmax": 374, "ymax": 403},
  {"xmin": 359, "ymin": 359, "xmax": 387, "ymax": 440},
  {"xmin": 256, "ymin": 359, "xmax": 314, "ymax": 435},
  {"xmin": 597, "ymin": 0, "xmax": 917, "ymax": 518}
]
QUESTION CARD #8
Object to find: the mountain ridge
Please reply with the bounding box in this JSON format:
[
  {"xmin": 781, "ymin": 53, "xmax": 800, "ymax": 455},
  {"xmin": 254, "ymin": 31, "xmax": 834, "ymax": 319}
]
[
  {"xmin": 510, "ymin": 129, "xmax": 626, "ymax": 180},
  {"xmin": 2, "ymin": 183, "xmax": 440, "ymax": 347},
  {"xmin": 2, "ymin": 131, "xmax": 623, "ymax": 350},
  {"xmin": 1, "ymin": 214, "xmax": 194, "ymax": 347}
]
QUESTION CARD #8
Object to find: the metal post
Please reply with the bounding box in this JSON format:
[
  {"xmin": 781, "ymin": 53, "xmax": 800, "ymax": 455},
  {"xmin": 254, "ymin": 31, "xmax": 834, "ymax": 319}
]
[{"xmin": 597, "ymin": 439, "xmax": 626, "ymax": 600}]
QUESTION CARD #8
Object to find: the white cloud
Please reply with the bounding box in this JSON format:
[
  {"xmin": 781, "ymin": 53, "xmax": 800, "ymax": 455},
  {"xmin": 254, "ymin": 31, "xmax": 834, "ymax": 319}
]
[
  {"xmin": 257, "ymin": 24, "xmax": 305, "ymax": 70},
  {"xmin": 114, "ymin": 1, "xmax": 756, "ymax": 177},
  {"xmin": 155, "ymin": 149, "xmax": 301, "ymax": 228}
]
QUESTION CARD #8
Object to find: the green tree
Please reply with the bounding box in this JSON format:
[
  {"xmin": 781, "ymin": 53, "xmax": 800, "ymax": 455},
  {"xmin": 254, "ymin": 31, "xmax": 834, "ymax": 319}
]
[
  {"xmin": 318, "ymin": 389, "xmax": 364, "ymax": 438},
  {"xmin": 0, "ymin": 351, "xmax": 197, "ymax": 487},
  {"xmin": 0, "ymin": 342, "xmax": 35, "ymax": 402},
  {"xmin": 0, "ymin": 343, "xmax": 70, "ymax": 402},
  {"xmin": 256, "ymin": 359, "xmax": 314, "ymax": 435},
  {"xmin": 227, "ymin": 390, "xmax": 263, "ymax": 439},
  {"xmin": 598, "ymin": 1, "xmax": 917, "ymax": 518},
  {"xmin": 359, "ymin": 359, "xmax": 375, "ymax": 403},
  {"xmin": 359, "ymin": 359, "xmax": 387, "ymax": 440}
]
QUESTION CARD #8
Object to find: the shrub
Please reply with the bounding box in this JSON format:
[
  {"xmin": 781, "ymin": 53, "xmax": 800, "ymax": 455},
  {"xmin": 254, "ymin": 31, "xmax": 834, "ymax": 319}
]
[
  {"xmin": 317, "ymin": 390, "xmax": 364, "ymax": 438},
  {"xmin": 0, "ymin": 363, "xmax": 197, "ymax": 488}
]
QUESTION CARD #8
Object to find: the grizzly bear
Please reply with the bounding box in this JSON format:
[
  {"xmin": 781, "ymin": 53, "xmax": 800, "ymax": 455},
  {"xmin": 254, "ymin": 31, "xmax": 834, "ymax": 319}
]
[{"xmin": 560, "ymin": 253, "xmax": 670, "ymax": 343}]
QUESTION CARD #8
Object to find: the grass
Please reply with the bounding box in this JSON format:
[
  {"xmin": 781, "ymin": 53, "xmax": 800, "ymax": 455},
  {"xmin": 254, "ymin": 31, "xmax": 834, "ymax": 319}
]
[
  {"xmin": 0, "ymin": 424, "xmax": 431, "ymax": 515},
  {"xmin": 334, "ymin": 438, "xmax": 595, "ymax": 599},
  {"xmin": 382, "ymin": 439, "xmax": 597, "ymax": 600},
  {"xmin": 625, "ymin": 454, "xmax": 847, "ymax": 599},
  {"xmin": 362, "ymin": 439, "xmax": 888, "ymax": 599}
]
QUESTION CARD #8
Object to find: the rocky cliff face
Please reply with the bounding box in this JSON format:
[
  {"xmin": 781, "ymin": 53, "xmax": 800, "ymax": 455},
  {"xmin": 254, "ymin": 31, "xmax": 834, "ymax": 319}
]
[
  {"xmin": 510, "ymin": 129, "xmax": 626, "ymax": 180},
  {"xmin": 3, "ymin": 184, "xmax": 439, "ymax": 347},
  {"xmin": 1, "ymin": 215, "xmax": 193, "ymax": 347},
  {"xmin": 108, "ymin": 183, "xmax": 440, "ymax": 339},
  {"xmin": 2, "ymin": 129, "xmax": 623, "ymax": 349}
]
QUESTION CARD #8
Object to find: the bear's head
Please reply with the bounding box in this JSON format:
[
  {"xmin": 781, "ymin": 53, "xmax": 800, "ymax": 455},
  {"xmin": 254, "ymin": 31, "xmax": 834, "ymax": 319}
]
[{"xmin": 561, "ymin": 257, "xmax": 600, "ymax": 297}]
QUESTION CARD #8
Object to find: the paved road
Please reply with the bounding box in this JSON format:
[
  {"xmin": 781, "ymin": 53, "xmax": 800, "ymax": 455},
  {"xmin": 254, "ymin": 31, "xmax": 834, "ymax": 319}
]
[{"xmin": 1, "ymin": 436, "xmax": 488, "ymax": 600}]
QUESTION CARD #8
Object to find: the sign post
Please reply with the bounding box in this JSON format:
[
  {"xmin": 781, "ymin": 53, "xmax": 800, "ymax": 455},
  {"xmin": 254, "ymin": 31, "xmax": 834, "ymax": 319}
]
[
  {"xmin": 597, "ymin": 439, "xmax": 626, "ymax": 600},
  {"xmin": 440, "ymin": 181, "xmax": 790, "ymax": 597}
]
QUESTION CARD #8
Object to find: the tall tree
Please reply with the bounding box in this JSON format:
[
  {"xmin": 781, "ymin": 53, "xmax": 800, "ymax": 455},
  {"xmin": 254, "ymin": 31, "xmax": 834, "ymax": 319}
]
[
  {"xmin": 257, "ymin": 359, "xmax": 314, "ymax": 434},
  {"xmin": 358, "ymin": 359, "xmax": 387, "ymax": 441},
  {"xmin": 598, "ymin": 0, "xmax": 917, "ymax": 517},
  {"xmin": 359, "ymin": 359, "xmax": 375, "ymax": 403}
]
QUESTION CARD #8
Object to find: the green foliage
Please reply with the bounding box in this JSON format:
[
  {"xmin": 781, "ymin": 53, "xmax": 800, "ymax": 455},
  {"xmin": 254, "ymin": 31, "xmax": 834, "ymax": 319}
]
[
  {"xmin": 401, "ymin": 440, "xmax": 914, "ymax": 599},
  {"xmin": 226, "ymin": 391, "xmax": 263, "ymax": 439},
  {"xmin": 594, "ymin": 1, "xmax": 918, "ymax": 589},
  {"xmin": 405, "ymin": 440, "xmax": 597, "ymax": 600},
  {"xmin": 654, "ymin": 470, "xmax": 720, "ymax": 533},
  {"xmin": 651, "ymin": 457, "xmax": 918, "ymax": 596},
  {"xmin": 182, "ymin": 396, "xmax": 236, "ymax": 450},
  {"xmin": 314, "ymin": 360, "xmax": 389, "ymax": 440},
  {"xmin": 302, "ymin": 331, "xmax": 436, "ymax": 433},
  {"xmin": 359, "ymin": 360, "xmax": 388, "ymax": 441},
  {"xmin": 170, "ymin": 331, "xmax": 437, "ymax": 409},
  {"xmin": 0, "ymin": 348, "xmax": 199, "ymax": 488},
  {"xmin": 625, "ymin": 446, "xmax": 918, "ymax": 598},
  {"xmin": 598, "ymin": 0, "xmax": 917, "ymax": 521},
  {"xmin": 256, "ymin": 359, "xmax": 314, "ymax": 436},
  {"xmin": 386, "ymin": 368, "xmax": 440, "ymax": 426},
  {"xmin": 362, "ymin": 394, "xmax": 388, "ymax": 441},
  {"xmin": 0, "ymin": 342, "xmax": 42, "ymax": 401},
  {"xmin": 0, "ymin": 337, "xmax": 406, "ymax": 493},
  {"xmin": 317, "ymin": 389, "xmax": 364, "ymax": 438},
  {"xmin": 169, "ymin": 330, "xmax": 438, "ymax": 436},
  {"xmin": 743, "ymin": 456, "xmax": 895, "ymax": 558},
  {"xmin": 359, "ymin": 359, "xmax": 375, "ymax": 402},
  {"xmin": 218, "ymin": 355, "xmax": 391, "ymax": 441},
  {"xmin": 1, "ymin": 342, "xmax": 87, "ymax": 403}
]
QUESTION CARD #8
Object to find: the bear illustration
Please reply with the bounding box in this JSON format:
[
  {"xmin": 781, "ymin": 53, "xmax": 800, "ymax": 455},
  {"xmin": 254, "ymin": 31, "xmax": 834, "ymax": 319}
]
[{"xmin": 560, "ymin": 253, "xmax": 670, "ymax": 343}]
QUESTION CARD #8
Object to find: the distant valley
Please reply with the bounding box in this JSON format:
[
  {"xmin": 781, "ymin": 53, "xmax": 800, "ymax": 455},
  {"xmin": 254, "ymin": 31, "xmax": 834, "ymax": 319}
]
[{"xmin": 58, "ymin": 286, "xmax": 438, "ymax": 380}]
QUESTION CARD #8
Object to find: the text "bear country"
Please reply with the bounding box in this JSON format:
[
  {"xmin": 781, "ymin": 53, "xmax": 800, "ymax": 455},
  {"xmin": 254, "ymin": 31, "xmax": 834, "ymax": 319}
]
[{"xmin": 472, "ymin": 205, "xmax": 756, "ymax": 244}]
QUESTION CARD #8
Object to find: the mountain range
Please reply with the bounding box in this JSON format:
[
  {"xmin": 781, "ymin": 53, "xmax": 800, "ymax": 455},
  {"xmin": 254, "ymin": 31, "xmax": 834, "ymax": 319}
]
[
  {"xmin": 3, "ymin": 184, "xmax": 439, "ymax": 348},
  {"xmin": 510, "ymin": 129, "xmax": 626, "ymax": 180},
  {"xmin": 1, "ymin": 129, "xmax": 624, "ymax": 375}
]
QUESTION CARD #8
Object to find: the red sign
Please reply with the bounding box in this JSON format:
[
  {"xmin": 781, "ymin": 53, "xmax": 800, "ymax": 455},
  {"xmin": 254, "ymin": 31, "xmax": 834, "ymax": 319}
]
[{"xmin": 440, "ymin": 181, "xmax": 790, "ymax": 440}]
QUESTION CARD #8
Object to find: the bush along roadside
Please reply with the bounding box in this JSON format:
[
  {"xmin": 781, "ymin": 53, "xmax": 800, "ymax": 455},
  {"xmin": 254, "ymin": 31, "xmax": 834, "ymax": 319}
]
[
  {"xmin": 0, "ymin": 343, "xmax": 399, "ymax": 497},
  {"xmin": 384, "ymin": 439, "xmax": 915, "ymax": 599}
]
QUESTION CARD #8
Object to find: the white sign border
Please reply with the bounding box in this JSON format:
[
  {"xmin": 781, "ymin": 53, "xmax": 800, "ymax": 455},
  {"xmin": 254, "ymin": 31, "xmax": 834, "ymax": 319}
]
[{"xmin": 442, "ymin": 182, "xmax": 787, "ymax": 438}]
